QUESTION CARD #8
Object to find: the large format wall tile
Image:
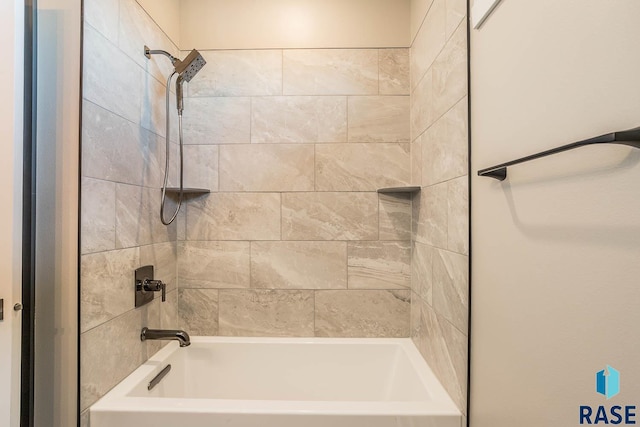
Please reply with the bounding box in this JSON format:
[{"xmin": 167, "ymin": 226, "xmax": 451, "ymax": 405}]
[
  {"xmin": 432, "ymin": 23, "xmax": 468, "ymax": 121},
  {"xmin": 347, "ymin": 242, "xmax": 411, "ymax": 290},
  {"xmin": 315, "ymin": 143, "xmax": 410, "ymax": 191},
  {"xmin": 448, "ymin": 175, "xmax": 469, "ymax": 255},
  {"xmin": 379, "ymin": 49, "xmax": 410, "ymax": 95},
  {"xmin": 80, "ymin": 308, "xmax": 148, "ymax": 411},
  {"xmin": 251, "ymin": 96, "xmax": 347, "ymax": 143},
  {"xmin": 182, "ymin": 97, "xmax": 251, "ymax": 144},
  {"xmin": 379, "ymin": 193, "xmax": 412, "ymax": 241},
  {"xmin": 445, "ymin": 0, "xmax": 467, "ymax": 39},
  {"xmin": 179, "ymin": 289, "xmax": 219, "ymax": 335},
  {"xmin": 119, "ymin": 0, "xmax": 178, "ymax": 85},
  {"xmin": 283, "ymin": 49, "xmax": 378, "ymax": 95},
  {"xmin": 282, "ymin": 192, "xmax": 378, "ymax": 240},
  {"xmin": 413, "ymin": 301, "xmax": 467, "ymax": 412},
  {"xmin": 219, "ymin": 144, "xmax": 314, "ymax": 191},
  {"xmin": 115, "ymin": 184, "xmax": 175, "ymax": 248},
  {"xmin": 422, "ymin": 97, "xmax": 468, "ymax": 186},
  {"xmin": 412, "ymin": 241, "xmax": 434, "ymax": 304},
  {"xmin": 188, "ymin": 50, "xmax": 282, "ymax": 97},
  {"xmin": 251, "ymin": 241, "xmax": 347, "ymax": 290},
  {"xmin": 411, "ymin": 0, "xmax": 446, "ymax": 91},
  {"xmin": 186, "ymin": 193, "xmax": 281, "ymax": 240},
  {"xmin": 183, "ymin": 145, "xmax": 219, "ymax": 191},
  {"xmin": 140, "ymin": 241, "xmax": 178, "ymax": 292},
  {"xmin": 347, "ymin": 96, "xmax": 410, "ymax": 143},
  {"xmin": 413, "ymin": 183, "xmax": 448, "ymax": 248},
  {"xmin": 83, "ymin": 25, "xmax": 143, "ymax": 124},
  {"xmin": 410, "ymin": 68, "xmax": 433, "ymax": 140},
  {"xmin": 178, "ymin": 241, "xmax": 250, "ymax": 288},
  {"xmin": 219, "ymin": 290, "xmax": 314, "ymax": 336},
  {"xmin": 81, "ymin": 177, "xmax": 116, "ymax": 254},
  {"xmin": 80, "ymin": 247, "xmax": 139, "ymax": 333},
  {"xmin": 84, "ymin": 0, "xmax": 118, "ymax": 44},
  {"xmin": 315, "ymin": 290, "xmax": 410, "ymax": 337},
  {"xmin": 82, "ymin": 101, "xmax": 144, "ymax": 186},
  {"xmin": 432, "ymin": 249, "xmax": 468, "ymax": 333}
]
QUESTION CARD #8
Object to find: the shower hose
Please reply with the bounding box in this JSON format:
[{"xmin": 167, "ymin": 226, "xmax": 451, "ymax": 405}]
[{"xmin": 160, "ymin": 71, "xmax": 183, "ymax": 225}]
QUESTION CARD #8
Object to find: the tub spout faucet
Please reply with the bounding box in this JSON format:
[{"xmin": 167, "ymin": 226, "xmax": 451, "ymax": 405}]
[{"xmin": 141, "ymin": 327, "xmax": 191, "ymax": 347}]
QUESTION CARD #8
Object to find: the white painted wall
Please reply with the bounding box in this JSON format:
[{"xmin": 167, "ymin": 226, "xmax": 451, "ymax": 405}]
[
  {"xmin": 0, "ymin": 0, "xmax": 24, "ymax": 426},
  {"xmin": 470, "ymin": 1, "xmax": 640, "ymax": 426},
  {"xmin": 180, "ymin": 0, "xmax": 411, "ymax": 49}
]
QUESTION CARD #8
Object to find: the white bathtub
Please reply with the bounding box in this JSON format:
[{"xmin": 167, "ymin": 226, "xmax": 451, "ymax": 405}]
[{"xmin": 90, "ymin": 337, "xmax": 461, "ymax": 427}]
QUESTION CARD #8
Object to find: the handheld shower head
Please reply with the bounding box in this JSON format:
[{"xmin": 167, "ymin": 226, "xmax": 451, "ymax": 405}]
[{"xmin": 174, "ymin": 49, "xmax": 206, "ymax": 82}]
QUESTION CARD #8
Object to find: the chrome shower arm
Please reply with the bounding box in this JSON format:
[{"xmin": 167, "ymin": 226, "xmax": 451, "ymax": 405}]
[{"xmin": 144, "ymin": 45, "xmax": 178, "ymax": 64}]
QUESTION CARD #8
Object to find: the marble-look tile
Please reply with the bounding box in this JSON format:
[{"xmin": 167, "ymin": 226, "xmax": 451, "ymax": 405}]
[
  {"xmin": 115, "ymin": 183, "xmax": 176, "ymax": 248},
  {"xmin": 413, "ymin": 183, "xmax": 448, "ymax": 248},
  {"xmin": 188, "ymin": 50, "xmax": 282, "ymax": 97},
  {"xmin": 84, "ymin": 0, "xmax": 119, "ymax": 44},
  {"xmin": 219, "ymin": 144, "xmax": 314, "ymax": 191},
  {"xmin": 83, "ymin": 25, "xmax": 142, "ymax": 124},
  {"xmin": 140, "ymin": 74, "xmax": 177, "ymax": 140},
  {"xmin": 118, "ymin": 0, "xmax": 178, "ymax": 85},
  {"xmin": 218, "ymin": 290, "xmax": 314, "ymax": 336},
  {"xmin": 80, "ymin": 308, "xmax": 147, "ymax": 410},
  {"xmin": 178, "ymin": 241, "xmax": 250, "ymax": 288},
  {"xmin": 144, "ymin": 296, "xmax": 164, "ymax": 357},
  {"xmin": 186, "ymin": 193, "xmax": 280, "ymax": 240},
  {"xmin": 347, "ymin": 242, "xmax": 411, "ymax": 290},
  {"xmin": 410, "ymin": 0, "xmax": 446, "ymax": 91},
  {"xmin": 282, "ymin": 192, "xmax": 378, "ymax": 240},
  {"xmin": 433, "ymin": 249, "xmax": 468, "ymax": 333},
  {"xmin": 80, "ymin": 247, "xmax": 139, "ymax": 333},
  {"xmin": 283, "ymin": 49, "xmax": 378, "ymax": 95},
  {"xmin": 140, "ymin": 241, "xmax": 177, "ymax": 292},
  {"xmin": 161, "ymin": 289, "xmax": 179, "ymax": 329},
  {"xmin": 179, "ymin": 288, "xmax": 219, "ymax": 335},
  {"xmin": 182, "ymin": 97, "xmax": 251, "ymax": 144},
  {"xmin": 315, "ymin": 290, "xmax": 410, "ymax": 337},
  {"xmin": 379, "ymin": 193, "xmax": 412, "ymax": 241},
  {"xmin": 81, "ymin": 177, "xmax": 116, "ymax": 254},
  {"xmin": 410, "ymin": 290, "xmax": 421, "ymax": 340},
  {"xmin": 415, "ymin": 301, "xmax": 468, "ymax": 412},
  {"xmin": 411, "ymin": 137, "xmax": 423, "ymax": 186},
  {"xmin": 446, "ymin": 0, "xmax": 467, "ymax": 40},
  {"xmin": 432, "ymin": 23, "xmax": 468, "ymax": 121},
  {"xmin": 411, "ymin": 0, "xmax": 436, "ymax": 42},
  {"xmin": 251, "ymin": 96, "xmax": 347, "ymax": 143},
  {"xmin": 379, "ymin": 49, "xmax": 410, "ymax": 95},
  {"xmin": 80, "ymin": 409, "xmax": 90, "ymax": 427},
  {"xmin": 410, "ymin": 68, "xmax": 433, "ymax": 140},
  {"xmin": 315, "ymin": 143, "xmax": 410, "ymax": 191},
  {"xmin": 183, "ymin": 145, "xmax": 219, "ymax": 191},
  {"xmin": 347, "ymin": 96, "xmax": 410, "ymax": 143},
  {"xmin": 412, "ymin": 241, "xmax": 434, "ymax": 304},
  {"xmin": 82, "ymin": 101, "xmax": 144, "ymax": 186},
  {"xmin": 448, "ymin": 176, "xmax": 469, "ymax": 255},
  {"xmin": 251, "ymin": 241, "xmax": 347, "ymax": 290},
  {"xmin": 422, "ymin": 97, "xmax": 468, "ymax": 186}
]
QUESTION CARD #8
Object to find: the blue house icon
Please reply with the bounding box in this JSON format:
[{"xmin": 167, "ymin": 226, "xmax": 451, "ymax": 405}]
[{"xmin": 596, "ymin": 366, "xmax": 620, "ymax": 399}]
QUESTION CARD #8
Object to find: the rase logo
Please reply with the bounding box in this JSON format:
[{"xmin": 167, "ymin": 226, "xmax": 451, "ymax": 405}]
[{"xmin": 580, "ymin": 366, "xmax": 636, "ymax": 425}]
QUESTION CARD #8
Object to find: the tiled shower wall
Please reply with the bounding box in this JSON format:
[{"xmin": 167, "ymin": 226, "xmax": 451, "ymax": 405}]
[
  {"xmin": 177, "ymin": 48, "xmax": 414, "ymax": 337},
  {"xmin": 80, "ymin": 0, "xmax": 180, "ymax": 417},
  {"xmin": 409, "ymin": 0, "xmax": 469, "ymax": 415}
]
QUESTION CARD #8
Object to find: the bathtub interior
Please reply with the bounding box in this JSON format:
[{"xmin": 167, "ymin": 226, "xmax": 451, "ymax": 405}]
[{"xmin": 130, "ymin": 340, "xmax": 432, "ymax": 401}]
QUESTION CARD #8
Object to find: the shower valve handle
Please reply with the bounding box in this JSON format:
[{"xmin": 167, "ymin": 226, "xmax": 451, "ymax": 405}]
[{"xmin": 143, "ymin": 279, "xmax": 166, "ymax": 302}]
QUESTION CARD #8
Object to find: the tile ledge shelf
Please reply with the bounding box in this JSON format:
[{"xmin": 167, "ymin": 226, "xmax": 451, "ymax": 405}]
[
  {"xmin": 164, "ymin": 187, "xmax": 211, "ymax": 197},
  {"xmin": 377, "ymin": 186, "xmax": 421, "ymax": 194}
]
